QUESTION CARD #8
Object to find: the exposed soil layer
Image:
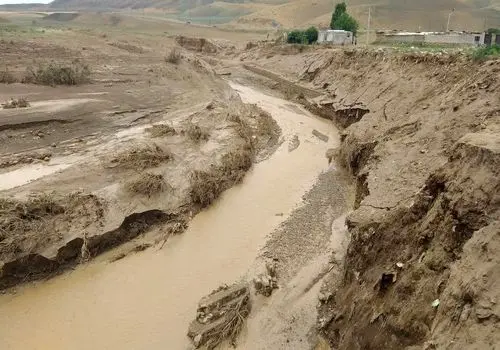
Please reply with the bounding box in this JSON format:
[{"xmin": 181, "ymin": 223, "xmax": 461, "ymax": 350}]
[
  {"xmin": 0, "ymin": 32, "xmax": 281, "ymax": 290},
  {"xmin": 244, "ymin": 46, "xmax": 500, "ymax": 349}
]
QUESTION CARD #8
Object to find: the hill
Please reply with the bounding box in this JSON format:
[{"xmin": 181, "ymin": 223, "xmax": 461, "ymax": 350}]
[{"xmin": 28, "ymin": 0, "xmax": 500, "ymax": 31}]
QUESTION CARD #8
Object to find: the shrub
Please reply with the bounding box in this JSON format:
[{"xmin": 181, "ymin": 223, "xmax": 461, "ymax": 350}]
[
  {"xmin": 125, "ymin": 173, "xmax": 168, "ymax": 197},
  {"xmin": 287, "ymin": 27, "xmax": 319, "ymax": 45},
  {"xmin": 110, "ymin": 144, "xmax": 172, "ymax": 170},
  {"xmin": 0, "ymin": 69, "xmax": 17, "ymax": 84},
  {"xmin": 472, "ymin": 44, "xmax": 500, "ymax": 61},
  {"xmin": 305, "ymin": 26, "xmax": 319, "ymax": 44},
  {"xmin": 23, "ymin": 60, "xmax": 91, "ymax": 86},
  {"xmin": 165, "ymin": 48, "xmax": 181, "ymax": 64},
  {"xmin": 184, "ymin": 124, "xmax": 210, "ymax": 143},
  {"xmin": 287, "ymin": 30, "xmax": 308, "ymax": 44},
  {"xmin": 2, "ymin": 98, "xmax": 29, "ymax": 109}
]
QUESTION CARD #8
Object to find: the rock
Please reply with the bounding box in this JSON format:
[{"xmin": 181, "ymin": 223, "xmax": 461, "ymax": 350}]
[
  {"xmin": 43, "ymin": 157, "xmax": 50, "ymax": 162},
  {"xmin": 193, "ymin": 334, "xmax": 202, "ymax": 348},
  {"xmin": 476, "ymin": 306, "xmax": 493, "ymax": 320},
  {"xmin": 459, "ymin": 304, "xmax": 472, "ymax": 322},
  {"xmin": 51, "ymin": 143, "xmax": 57, "ymax": 148},
  {"xmin": 431, "ymin": 299, "xmax": 440, "ymax": 308}
]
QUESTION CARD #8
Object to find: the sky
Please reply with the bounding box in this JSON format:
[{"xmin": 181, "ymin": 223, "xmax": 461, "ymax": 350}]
[{"xmin": 0, "ymin": 0, "xmax": 52, "ymax": 4}]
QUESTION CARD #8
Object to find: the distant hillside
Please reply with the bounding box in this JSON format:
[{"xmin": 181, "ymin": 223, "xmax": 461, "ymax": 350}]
[{"xmin": 40, "ymin": 0, "xmax": 500, "ymax": 31}]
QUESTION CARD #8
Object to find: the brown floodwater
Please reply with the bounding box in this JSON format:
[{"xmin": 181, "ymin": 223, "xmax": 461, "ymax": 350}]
[{"xmin": 0, "ymin": 84, "xmax": 339, "ymax": 350}]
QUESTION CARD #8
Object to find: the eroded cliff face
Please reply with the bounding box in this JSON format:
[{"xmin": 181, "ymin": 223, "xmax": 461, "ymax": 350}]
[{"xmin": 246, "ymin": 46, "xmax": 500, "ymax": 349}]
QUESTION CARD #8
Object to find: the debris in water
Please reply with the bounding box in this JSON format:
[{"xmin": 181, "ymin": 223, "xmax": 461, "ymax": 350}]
[
  {"xmin": 188, "ymin": 283, "xmax": 251, "ymax": 349},
  {"xmin": 312, "ymin": 129, "xmax": 329, "ymax": 143},
  {"xmin": 253, "ymin": 259, "xmax": 279, "ymax": 297}
]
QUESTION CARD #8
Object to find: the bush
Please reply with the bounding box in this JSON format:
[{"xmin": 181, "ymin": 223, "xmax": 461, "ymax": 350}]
[
  {"xmin": 23, "ymin": 61, "xmax": 91, "ymax": 86},
  {"xmin": 305, "ymin": 27, "xmax": 319, "ymax": 44},
  {"xmin": 165, "ymin": 48, "xmax": 181, "ymax": 64},
  {"xmin": 472, "ymin": 44, "xmax": 500, "ymax": 61},
  {"xmin": 0, "ymin": 69, "xmax": 17, "ymax": 84},
  {"xmin": 287, "ymin": 27, "xmax": 319, "ymax": 45},
  {"xmin": 2, "ymin": 98, "xmax": 29, "ymax": 109}
]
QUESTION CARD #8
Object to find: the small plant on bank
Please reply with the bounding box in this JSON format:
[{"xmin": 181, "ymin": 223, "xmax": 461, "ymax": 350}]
[
  {"xmin": 125, "ymin": 173, "xmax": 169, "ymax": 197},
  {"xmin": 472, "ymin": 44, "xmax": 500, "ymax": 62},
  {"xmin": 166, "ymin": 48, "xmax": 181, "ymax": 64},
  {"xmin": 184, "ymin": 124, "xmax": 210, "ymax": 143},
  {"xmin": 0, "ymin": 69, "xmax": 17, "ymax": 84},
  {"xmin": 23, "ymin": 60, "xmax": 91, "ymax": 86},
  {"xmin": 2, "ymin": 97, "xmax": 30, "ymax": 109}
]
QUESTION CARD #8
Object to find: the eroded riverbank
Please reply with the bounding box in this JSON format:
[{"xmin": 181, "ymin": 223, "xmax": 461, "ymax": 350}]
[{"xmin": 0, "ymin": 83, "xmax": 342, "ymax": 349}]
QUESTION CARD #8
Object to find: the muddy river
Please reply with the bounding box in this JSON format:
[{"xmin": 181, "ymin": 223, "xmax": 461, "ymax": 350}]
[{"xmin": 0, "ymin": 84, "xmax": 339, "ymax": 350}]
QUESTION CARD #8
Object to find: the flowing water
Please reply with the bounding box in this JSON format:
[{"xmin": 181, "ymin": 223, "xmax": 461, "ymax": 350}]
[{"xmin": 0, "ymin": 84, "xmax": 339, "ymax": 350}]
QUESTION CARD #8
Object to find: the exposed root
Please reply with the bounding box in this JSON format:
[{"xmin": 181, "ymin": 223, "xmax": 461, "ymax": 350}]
[{"xmin": 204, "ymin": 297, "xmax": 250, "ymax": 349}]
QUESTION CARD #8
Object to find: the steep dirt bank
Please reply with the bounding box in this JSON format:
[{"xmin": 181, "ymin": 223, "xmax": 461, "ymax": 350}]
[{"xmin": 244, "ymin": 47, "xmax": 500, "ymax": 349}]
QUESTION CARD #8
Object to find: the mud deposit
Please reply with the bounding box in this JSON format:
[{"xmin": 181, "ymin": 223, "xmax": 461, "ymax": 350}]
[{"xmin": 0, "ymin": 84, "xmax": 339, "ymax": 349}]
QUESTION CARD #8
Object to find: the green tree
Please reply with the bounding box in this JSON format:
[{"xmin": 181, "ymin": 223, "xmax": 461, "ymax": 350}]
[
  {"xmin": 305, "ymin": 26, "xmax": 319, "ymax": 44},
  {"xmin": 333, "ymin": 12, "xmax": 359, "ymax": 36},
  {"xmin": 330, "ymin": 2, "xmax": 347, "ymax": 29},
  {"xmin": 287, "ymin": 27, "xmax": 319, "ymax": 44},
  {"xmin": 287, "ymin": 30, "xmax": 307, "ymax": 44}
]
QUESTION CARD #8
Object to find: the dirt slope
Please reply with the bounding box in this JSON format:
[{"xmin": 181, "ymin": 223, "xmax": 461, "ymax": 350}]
[{"xmin": 243, "ymin": 46, "xmax": 500, "ymax": 349}]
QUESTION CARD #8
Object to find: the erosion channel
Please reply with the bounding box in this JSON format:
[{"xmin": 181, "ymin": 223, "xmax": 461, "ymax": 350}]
[{"xmin": 0, "ymin": 83, "xmax": 345, "ymax": 349}]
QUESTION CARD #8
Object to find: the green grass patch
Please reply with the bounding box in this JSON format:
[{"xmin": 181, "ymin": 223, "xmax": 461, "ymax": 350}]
[{"xmin": 471, "ymin": 45, "xmax": 500, "ymax": 61}]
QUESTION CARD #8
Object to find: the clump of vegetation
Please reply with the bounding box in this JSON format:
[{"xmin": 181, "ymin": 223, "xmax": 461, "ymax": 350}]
[
  {"xmin": 125, "ymin": 173, "xmax": 169, "ymax": 197},
  {"xmin": 190, "ymin": 148, "xmax": 253, "ymax": 207},
  {"xmin": 0, "ymin": 192, "xmax": 104, "ymax": 262},
  {"xmin": 184, "ymin": 124, "xmax": 210, "ymax": 143},
  {"xmin": 2, "ymin": 97, "xmax": 29, "ymax": 109},
  {"xmin": 146, "ymin": 124, "xmax": 177, "ymax": 138},
  {"xmin": 165, "ymin": 48, "xmax": 181, "ymax": 64},
  {"xmin": 0, "ymin": 193, "xmax": 65, "ymax": 259},
  {"xmin": 0, "ymin": 69, "xmax": 17, "ymax": 84},
  {"xmin": 287, "ymin": 27, "xmax": 319, "ymax": 44},
  {"xmin": 23, "ymin": 60, "xmax": 91, "ymax": 86},
  {"xmin": 330, "ymin": 2, "xmax": 359, "ymax": 36},
  {"xmin": 111, "ymin": 144, "xmax": 173, "ymax": 170},
  {"xmin": 472, "ymin": 44, "xmax": 500, "ymax": 61}
]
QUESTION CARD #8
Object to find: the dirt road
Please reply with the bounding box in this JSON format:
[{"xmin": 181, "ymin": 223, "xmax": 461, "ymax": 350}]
[{"xmin": 0, "ymin": 83, "xmax": 340, "ymax": 349}]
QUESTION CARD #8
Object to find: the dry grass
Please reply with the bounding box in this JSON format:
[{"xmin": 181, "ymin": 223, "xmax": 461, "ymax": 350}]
[
  {"xmin": 0, "ymin": 192, "xmax": 104, "ymax": 262},
  {"xmin": 111, "ymin": 144, "xmax": 172, "ymax": 170},
  {"xmin": 0, "ymin": 69, "xmax": 17, "ymax": 84},
  {"xmin": 0, "ymin": 193, "xmax": 65, "ymax": 259},
  {"xmin": 23, "ymin": 60, "xmax": 91, "ymax": 86},
  {"xmin": 184, "ymin": 124, "xmax": 210, "ymax": 143},
  {"xmin": 190, "ymin": 147, "xmax": 253, "ymax": 207},
  {"xmin": 2, "ymin": 98, "xmax": 30, "ymax": 109},
  {"xmin": 165, "ymin": 48, "xmax": 181, "ymax": 64},
  {"xmin": 125, "ymin": 173, "xmax": 168, "ymax": 197},
  {"xmin": 146, "ymin": 124, "xmax": 177, "ymax": 138}
]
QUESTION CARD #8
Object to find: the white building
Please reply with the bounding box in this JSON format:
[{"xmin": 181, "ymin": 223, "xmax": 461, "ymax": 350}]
[
  {"xmin": 318, "ymin": 30, "xmax": 354, "ymax": 45},
  {"xmin": 377, "ymin": 31, "xmax": 486, "ymax": 46}
]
